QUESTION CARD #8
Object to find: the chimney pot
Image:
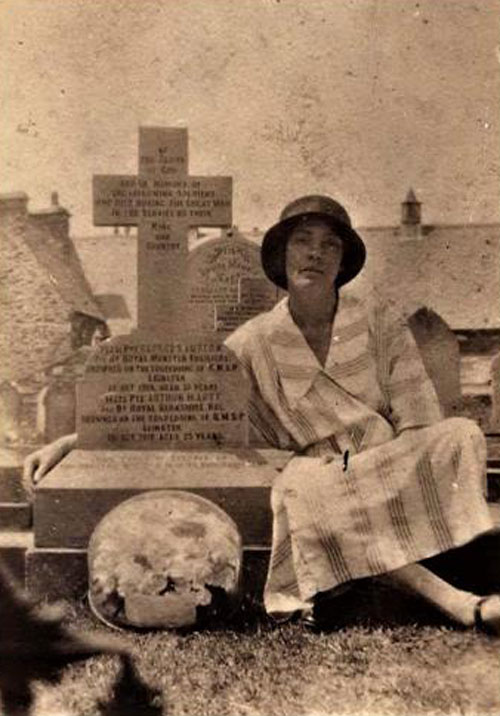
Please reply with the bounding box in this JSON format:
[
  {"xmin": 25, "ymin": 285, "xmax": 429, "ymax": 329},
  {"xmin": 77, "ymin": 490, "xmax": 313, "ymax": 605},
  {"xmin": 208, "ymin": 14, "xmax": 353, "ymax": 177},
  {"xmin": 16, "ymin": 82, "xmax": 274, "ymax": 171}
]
[{"xmin": 401, "ymin": 188, "xmax": 421, "ymax": 225}]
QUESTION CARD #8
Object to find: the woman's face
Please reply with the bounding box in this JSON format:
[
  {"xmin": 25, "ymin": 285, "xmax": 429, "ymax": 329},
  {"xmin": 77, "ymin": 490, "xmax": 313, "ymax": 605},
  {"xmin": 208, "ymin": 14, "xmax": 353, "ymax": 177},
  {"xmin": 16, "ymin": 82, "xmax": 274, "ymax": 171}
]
[{"xmin": 285, "ymin": 218, "xmax": 343, "ymax": 292}]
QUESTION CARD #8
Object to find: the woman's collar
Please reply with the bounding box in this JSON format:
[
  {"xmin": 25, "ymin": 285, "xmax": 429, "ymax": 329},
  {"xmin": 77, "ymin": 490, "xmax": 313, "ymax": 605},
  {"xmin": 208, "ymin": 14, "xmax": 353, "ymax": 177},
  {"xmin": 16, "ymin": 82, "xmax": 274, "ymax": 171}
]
[{"xmin": 266, "ymin": 288, "xmax": 368, "ymax": 405}]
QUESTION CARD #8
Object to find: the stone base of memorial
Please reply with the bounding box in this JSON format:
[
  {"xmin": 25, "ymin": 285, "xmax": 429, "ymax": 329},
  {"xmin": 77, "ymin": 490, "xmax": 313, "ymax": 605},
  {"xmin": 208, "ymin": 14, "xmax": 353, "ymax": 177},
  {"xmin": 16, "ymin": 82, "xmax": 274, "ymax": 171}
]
[
  {"xmin": 26, "ymin": 451, "xmax": 500, "ymax": 605},
  {"xmin": 25, "ymin": 326, "xmax": 295, "ymax": 609},
  {"xmin": 26, "ymin": 446, "xmax": 290, "ymax": 603},
  {"xmin": 32, "ymin": 448, "xmax": 289, "ymax": 548}
]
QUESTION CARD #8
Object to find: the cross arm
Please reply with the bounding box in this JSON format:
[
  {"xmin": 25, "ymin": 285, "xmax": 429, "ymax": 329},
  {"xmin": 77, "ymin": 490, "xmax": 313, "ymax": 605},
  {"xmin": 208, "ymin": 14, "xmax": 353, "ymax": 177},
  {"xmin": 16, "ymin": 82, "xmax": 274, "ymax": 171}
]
[
  {"xmin": 186, "ymin": 177, "xmax": 232, "ymax": 227},
  {"xmin": 93, "ymin": 175, "xmax": 140, "ymax": 226}
]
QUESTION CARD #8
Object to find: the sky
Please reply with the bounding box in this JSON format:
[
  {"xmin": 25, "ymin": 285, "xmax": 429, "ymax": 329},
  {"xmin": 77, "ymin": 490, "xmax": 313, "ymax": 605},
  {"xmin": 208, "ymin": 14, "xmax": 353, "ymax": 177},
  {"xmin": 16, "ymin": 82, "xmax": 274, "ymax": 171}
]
[{"xmin": 1, "ymin": 0, "xmax": 499, "ymax": 235}]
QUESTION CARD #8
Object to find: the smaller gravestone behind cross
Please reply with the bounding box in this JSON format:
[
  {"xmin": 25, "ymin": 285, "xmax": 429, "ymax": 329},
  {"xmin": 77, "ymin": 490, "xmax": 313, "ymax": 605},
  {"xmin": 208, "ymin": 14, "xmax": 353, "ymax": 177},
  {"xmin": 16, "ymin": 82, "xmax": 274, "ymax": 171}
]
[
  {"xmin": 187, "ymin": 229, "xmax": 279, "ymax": 332},
  {"xmin": 408, "ymin": 307, "xmax": 461, "ymax": 418},
  {"xmin": 215, "ymin": 276, "xmax": 280, "ymax": 334},
  {"xmin": 41, "ymin": 347, "xmax": 92, "ymax": 442},
  {"xmin": 42, "ymin": 381, "xmax": 76, "ymax": 443}
]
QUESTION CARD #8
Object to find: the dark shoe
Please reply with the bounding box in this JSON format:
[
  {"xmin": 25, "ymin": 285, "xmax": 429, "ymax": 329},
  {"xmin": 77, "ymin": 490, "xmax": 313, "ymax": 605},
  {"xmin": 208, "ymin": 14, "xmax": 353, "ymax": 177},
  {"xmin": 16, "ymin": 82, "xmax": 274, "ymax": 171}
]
[
  {"xmin": 299, "ymin": 611, "xmax": 321, "ymax": 631},
  {"xmin": 268, "ymin": 610, "xmax": 301, "ymax": 627},
  {"xmin": 474, "ymin": 595, "xmax": 500, "ymax": 636}
]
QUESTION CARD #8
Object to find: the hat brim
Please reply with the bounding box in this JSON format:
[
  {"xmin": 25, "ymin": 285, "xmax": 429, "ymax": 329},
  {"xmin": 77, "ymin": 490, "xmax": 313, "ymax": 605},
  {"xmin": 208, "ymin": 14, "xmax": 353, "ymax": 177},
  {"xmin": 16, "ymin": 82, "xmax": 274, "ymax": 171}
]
[{"xmin": 261, "ymin": 212, "xmax": 366, "ymax": 290}]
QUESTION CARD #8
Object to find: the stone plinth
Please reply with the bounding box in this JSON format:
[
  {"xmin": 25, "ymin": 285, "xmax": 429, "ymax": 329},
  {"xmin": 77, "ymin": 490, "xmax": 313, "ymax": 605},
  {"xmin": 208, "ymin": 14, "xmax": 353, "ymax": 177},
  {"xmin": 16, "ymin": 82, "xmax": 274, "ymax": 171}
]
[{"xmin": 33, "ymin": 448, "xmax": 291, "ymax": 549}]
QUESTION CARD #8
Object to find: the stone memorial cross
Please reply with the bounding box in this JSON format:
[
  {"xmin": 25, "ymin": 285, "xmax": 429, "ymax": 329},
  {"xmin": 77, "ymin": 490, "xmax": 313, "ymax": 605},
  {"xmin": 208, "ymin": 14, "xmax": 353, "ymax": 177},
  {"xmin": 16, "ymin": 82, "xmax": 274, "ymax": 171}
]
[
  {"xmin": 29, "ymin": 128, "xmax": 288, "ymax": 611},
  {"xmin": 76, "ymin": 128, "xmax": 249, "ymax": 450},
  {"xmin": 93, "ymin": 127, "xmax": 232, "ymax": 333}
]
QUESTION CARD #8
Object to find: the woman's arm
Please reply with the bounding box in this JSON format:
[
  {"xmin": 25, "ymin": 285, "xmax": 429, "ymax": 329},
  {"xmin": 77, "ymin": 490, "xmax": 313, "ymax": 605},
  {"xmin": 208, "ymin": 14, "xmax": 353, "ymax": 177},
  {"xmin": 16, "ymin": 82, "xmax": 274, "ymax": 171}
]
[
  {"xmin": 23, "ymin": 433, "xmax": 77, "ymax": 489},
  {"xmin": 225, "ymin": 324, "xmax": 295, "ymax": 450}
]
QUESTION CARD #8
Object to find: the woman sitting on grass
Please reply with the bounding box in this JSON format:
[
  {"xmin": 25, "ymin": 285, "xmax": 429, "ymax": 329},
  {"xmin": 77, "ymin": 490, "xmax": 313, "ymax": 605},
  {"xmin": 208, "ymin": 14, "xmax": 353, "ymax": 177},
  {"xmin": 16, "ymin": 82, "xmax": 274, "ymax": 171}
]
[{"xmin": 25, "ymin": 195, "xmax": 500, "ymax": 634}]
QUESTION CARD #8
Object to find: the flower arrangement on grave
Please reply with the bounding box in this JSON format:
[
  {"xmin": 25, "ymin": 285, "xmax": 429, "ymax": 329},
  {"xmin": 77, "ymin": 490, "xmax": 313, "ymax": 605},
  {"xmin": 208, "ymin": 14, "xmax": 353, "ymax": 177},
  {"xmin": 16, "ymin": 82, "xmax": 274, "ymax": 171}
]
[{"xmin": 88, "ymin": 490, "xmax": 243, "ymax": 629}]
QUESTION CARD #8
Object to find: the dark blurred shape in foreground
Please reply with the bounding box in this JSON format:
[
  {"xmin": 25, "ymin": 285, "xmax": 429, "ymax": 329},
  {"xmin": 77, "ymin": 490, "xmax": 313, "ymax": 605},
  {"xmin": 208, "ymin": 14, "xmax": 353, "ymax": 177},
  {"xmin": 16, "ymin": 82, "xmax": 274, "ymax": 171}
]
[
  {"xmin": 0, "ymin": 560, "xmax": 161, "ymax": 715},
  {"xmin": 98, "ymin": 654, "xmax": 163, "ymax": 716}
]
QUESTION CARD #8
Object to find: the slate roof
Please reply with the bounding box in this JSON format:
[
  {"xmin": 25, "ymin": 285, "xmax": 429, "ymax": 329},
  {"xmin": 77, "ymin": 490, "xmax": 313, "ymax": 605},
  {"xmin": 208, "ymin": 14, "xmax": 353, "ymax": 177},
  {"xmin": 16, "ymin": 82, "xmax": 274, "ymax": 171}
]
[
  {"xmin": 358, "ymin": 222, "xmax": 500, "ymax": 330},
  {"xmin": 0, "ymin": 195, "xmax": 106, "ymax": 385},
  {"xmin": 73, "ymin": 234, "xmax": 138, "ymax": 335},
  {"xmin": 24, "ymin": 210, "xmax": 105, "ymax": 322},
  {"xmin": 95, "ymin": 294, "xmax": 130, "ymax": 319}
]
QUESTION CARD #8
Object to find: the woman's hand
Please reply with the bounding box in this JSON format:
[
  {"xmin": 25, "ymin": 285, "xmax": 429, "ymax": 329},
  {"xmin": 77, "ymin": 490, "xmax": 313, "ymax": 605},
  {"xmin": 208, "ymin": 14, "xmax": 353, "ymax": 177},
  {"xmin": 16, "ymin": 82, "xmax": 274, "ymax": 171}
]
[{"xmin": 23, "ymin": 433, "xmax": 77, "ymax": 491}]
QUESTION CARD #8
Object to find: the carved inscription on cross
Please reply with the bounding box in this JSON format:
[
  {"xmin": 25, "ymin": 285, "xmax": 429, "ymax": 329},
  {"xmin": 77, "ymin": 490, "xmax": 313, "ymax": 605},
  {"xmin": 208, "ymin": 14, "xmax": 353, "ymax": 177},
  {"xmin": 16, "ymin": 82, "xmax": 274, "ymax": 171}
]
[{"xmin": 93, "ymin": 127, "xmax": 232, "ymax": 334}]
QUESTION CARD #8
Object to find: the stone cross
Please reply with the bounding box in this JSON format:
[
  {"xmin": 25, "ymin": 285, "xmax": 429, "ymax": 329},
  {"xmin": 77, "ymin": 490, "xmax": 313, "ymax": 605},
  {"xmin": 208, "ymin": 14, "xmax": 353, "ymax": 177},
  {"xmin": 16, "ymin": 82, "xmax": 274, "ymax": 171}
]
[
  {"xmin": 93, "ymin": 127, "xmax": 232, "ymax": 334},
  {"xmin": 27, "ymin": 127, "xmax": 288, "ymax": 612},
  {"xmin": 76, "ymin": 127, "xmax": 248, "ymax": 450},
  {"xmin": 28, "ymin": 129, "xmax": 290, "ymax": 612}
]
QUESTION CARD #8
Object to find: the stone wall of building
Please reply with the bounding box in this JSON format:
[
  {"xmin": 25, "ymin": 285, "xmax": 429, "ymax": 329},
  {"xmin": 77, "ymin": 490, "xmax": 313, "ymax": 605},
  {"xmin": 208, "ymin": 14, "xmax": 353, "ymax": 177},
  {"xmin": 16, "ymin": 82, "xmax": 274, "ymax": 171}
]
[
  {"xmin": 0, "ymin": 192, "xmax": 107, "ymax": 444},
  {"xmin": 0, "ymin": 197, "xmax": 70, "ymax": 386}
]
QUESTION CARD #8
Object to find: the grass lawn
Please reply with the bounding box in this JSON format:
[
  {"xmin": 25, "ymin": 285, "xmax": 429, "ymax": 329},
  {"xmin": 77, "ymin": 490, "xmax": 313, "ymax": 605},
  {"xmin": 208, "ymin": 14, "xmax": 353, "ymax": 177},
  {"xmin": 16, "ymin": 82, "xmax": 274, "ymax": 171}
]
[{"xmin": 27, "ymin": 600, "xmax": 500, "ymax": 716}]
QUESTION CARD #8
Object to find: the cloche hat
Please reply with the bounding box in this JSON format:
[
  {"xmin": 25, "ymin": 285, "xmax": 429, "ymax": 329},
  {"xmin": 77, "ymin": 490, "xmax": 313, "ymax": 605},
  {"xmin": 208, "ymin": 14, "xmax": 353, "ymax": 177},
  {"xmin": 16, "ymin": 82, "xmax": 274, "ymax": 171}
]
[{"xmin": 261, "ymin": 195, "xmax": 366, "ymax": 289}]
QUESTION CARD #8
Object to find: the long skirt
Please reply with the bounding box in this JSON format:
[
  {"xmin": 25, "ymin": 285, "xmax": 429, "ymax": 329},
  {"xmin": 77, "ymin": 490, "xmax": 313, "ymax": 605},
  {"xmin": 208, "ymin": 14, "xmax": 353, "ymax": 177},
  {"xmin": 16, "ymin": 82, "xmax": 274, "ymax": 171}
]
[{"xmin": 264, "ymin": 417, "xmax": 495, "ymax": 614}]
